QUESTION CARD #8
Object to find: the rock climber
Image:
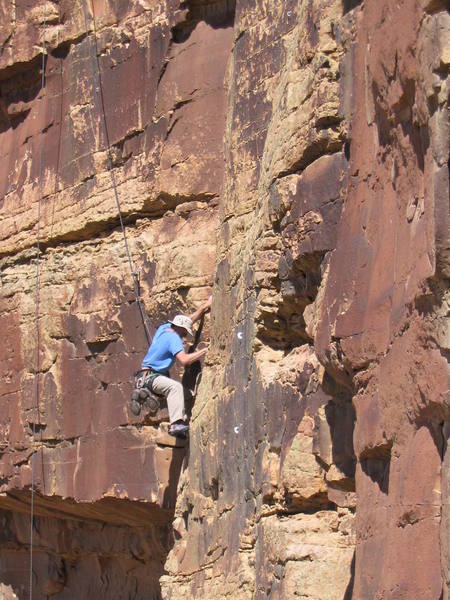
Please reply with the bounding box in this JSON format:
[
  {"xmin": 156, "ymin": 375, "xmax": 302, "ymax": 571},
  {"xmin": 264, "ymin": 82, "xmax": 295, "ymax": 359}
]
[{"xmin": 139, "ymin": 296, "xmax": 212, "ymax": 437}]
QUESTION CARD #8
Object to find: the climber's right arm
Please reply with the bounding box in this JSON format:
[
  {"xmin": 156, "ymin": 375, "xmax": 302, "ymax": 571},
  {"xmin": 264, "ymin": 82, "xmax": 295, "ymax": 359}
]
[{"xmin": 175, "ymin": 347, "xmax": 207, "ymax": 367}]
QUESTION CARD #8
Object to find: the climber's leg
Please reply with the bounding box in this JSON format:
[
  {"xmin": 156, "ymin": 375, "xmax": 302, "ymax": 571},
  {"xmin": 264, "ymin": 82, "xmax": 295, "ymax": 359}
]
[{"xmin": 151, "ymin": 375, "xmax": 185, "ymax": 424}]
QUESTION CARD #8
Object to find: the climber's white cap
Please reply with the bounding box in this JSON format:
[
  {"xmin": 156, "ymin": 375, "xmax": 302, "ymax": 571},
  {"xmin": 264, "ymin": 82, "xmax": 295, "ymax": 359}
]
[{"xmin": 169, "ymin": 315, "xmax": 194, "ymax": 337}]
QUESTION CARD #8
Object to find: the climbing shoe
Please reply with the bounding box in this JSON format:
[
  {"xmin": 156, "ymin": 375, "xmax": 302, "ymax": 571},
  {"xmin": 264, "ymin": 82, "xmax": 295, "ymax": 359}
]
[{"xmin": 169, "ymin": 422, "xmax": 189, "ymax": 438}]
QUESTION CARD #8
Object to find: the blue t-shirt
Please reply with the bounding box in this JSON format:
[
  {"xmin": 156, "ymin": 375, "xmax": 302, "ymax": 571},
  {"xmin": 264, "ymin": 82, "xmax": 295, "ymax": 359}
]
[{"xmin": 141, "ymin": 323, "xmax": 184, "ymax": 373}]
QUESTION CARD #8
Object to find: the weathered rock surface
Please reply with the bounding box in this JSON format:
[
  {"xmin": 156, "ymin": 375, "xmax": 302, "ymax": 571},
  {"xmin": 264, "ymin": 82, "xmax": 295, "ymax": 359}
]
[
  {"xmin": 163, "ymin": 0, "xmax": 449, "ymax": 598},
  {"xmin": 0, "ymin": 0, "xmax": 448, "ymax": 599},
  {"xmin": 0, "ymin": 1, "xmax": 231, "ymax": 597}
]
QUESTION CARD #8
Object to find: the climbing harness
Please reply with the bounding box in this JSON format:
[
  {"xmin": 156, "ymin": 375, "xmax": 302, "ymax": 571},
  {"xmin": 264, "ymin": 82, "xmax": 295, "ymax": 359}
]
[{"xmin": 82, "ymin": 0, "xmax": 152, "ymax": 345}]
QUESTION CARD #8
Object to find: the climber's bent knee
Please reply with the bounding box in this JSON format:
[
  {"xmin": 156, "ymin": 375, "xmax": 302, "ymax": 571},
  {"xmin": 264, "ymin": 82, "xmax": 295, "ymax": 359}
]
[{"xmin": 151, "ymin": 375, "xmax": 185, "ymax": 423}]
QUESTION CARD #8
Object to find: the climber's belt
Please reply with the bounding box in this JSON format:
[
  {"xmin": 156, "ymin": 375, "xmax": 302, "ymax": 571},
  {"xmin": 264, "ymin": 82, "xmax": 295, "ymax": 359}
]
[{"xmin": 134, "ymin": 368, "xmax": 167, "ymax": 393}]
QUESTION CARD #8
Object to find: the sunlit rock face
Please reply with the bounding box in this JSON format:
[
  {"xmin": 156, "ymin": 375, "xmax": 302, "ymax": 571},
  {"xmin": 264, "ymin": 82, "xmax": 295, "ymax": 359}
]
[
  {"xmin": 0, "ymin": 0, "xmax": 448, "ymax": 598},
  {"xmin": 0, "ymin": 0, "xmax": 230, "ymax": 597},
  {"xmin": 163, "ymin": 1, "xmax": 449, "ymax": 599}
]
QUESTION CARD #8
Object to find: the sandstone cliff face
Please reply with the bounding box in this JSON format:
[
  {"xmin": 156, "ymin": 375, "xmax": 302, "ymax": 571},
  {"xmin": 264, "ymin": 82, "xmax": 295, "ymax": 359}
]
[
  {"xmin": 0, "ymin": 1, "xmax": 230, "ymax": 597},
  {"xmin": 0, "ymin": 1, "xmax": 448, "ymax": 599}
]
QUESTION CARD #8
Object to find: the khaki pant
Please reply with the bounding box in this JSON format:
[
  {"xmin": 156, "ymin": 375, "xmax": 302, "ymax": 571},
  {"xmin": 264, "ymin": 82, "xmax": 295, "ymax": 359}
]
[{"xmin": 151, "ymin": 375, "xmax": 185, "ymax": 423}]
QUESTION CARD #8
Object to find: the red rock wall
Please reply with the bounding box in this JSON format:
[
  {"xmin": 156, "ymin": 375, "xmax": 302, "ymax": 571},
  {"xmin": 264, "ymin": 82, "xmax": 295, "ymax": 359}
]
[
  {"xmin": 0, "ymin": 0, "xmax": 448, "ymax": 599},
  {"xmin": 0, "ymin": 1, "xmax": 233, "ymax": 597},
  {"xmin": 324, "ymin": 2, "xmax": 449, "ymax": 597},
  {"xmin": 163, "ymin": 0, "xmax": 449, "ymax": 598}
]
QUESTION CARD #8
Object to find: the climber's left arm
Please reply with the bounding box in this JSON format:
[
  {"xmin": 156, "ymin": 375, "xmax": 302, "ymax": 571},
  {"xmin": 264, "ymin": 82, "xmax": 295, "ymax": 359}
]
[{"xmin": 189, "ymin": 295, "xmax": 212, "ymax": 324}]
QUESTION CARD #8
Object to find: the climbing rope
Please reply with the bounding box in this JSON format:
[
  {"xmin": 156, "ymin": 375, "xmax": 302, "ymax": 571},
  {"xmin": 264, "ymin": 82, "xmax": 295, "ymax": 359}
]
[
  {"xmin": 82, "ymin": 0, "xmax": 152, "ymax": 345},
  {"xmin": 28, "ymin": 4, "xmax": 152, "ymax": 595},
  {"xmin": 29, "ymin": 4, "xmax": 48, "ymax": 597}
]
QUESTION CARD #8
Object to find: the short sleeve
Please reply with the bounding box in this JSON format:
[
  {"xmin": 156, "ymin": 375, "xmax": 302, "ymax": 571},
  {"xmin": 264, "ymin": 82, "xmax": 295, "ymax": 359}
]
[{"xmin": 168, "ymin": 332, "xmax": 184, "ymax": 356}]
